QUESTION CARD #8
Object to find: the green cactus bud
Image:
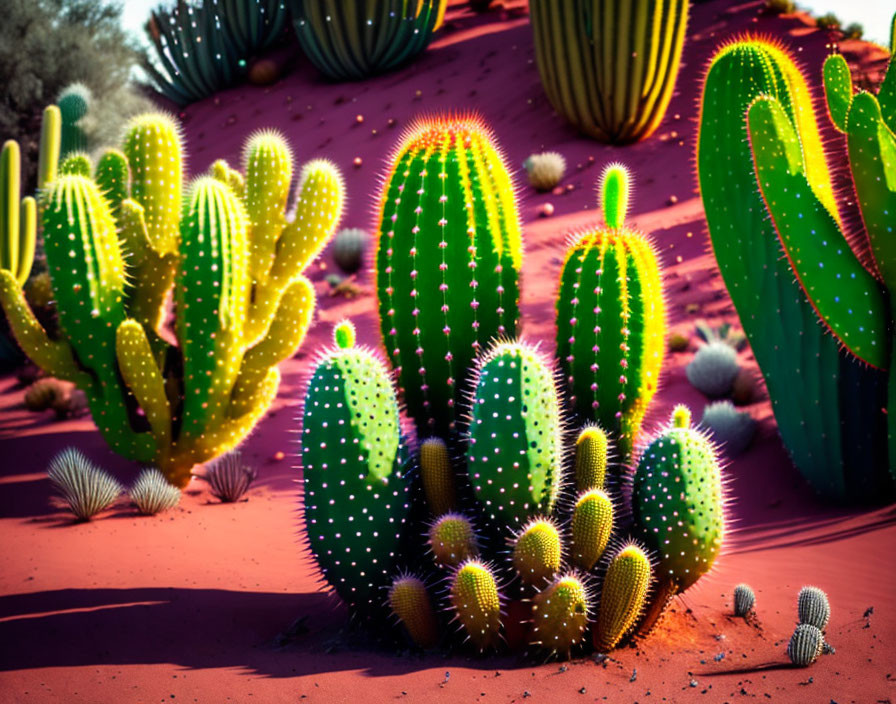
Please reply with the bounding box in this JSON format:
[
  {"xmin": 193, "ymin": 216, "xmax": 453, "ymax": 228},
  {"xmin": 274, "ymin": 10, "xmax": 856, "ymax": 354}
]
[
  {"xmin": 570, "ymin": 489, "xmax": 613, "ymax": 571},
  {"xmin": 389, "ymin": 574, "xmax": 439, "ymax": 649},
  {"xmin": 449, "ymin": 559, "xmax": 502, "ymax": 651},
  {"xmin": 57, "ymin": 83, "xmax": 90, "ymax": 158},
  {"xmin": 59, "ymin": 152, "xmax": 92, "ymax": 177},
  {"xmin": 466, "ymin": 341, "xmax": 563, "ymax": 527},
  {"xmin": 797, "ymin": 586, "xmax": 830, "ymax": 630},
  {"xmin": 333, "ymin": 319, "xmax": 356, "ymax": 350},
  {"xmin": 530, "ymin": 574, "xmax": 591, "ymax": 654},
  {"xmin": 593, "ymin": 544, "xmax": 652, "ymax": 652},
  {"xmin": 420, "ymin": 436, "xmax": 456, "ymax": 516},
  {"xmin": 429, "ymin": 512, "xmax": 478, "ymax": 568},
  {"xmin": 574, "ymin": 424, "xmax": 609, "ymax": 492},
  {"xmin": 511, "ymin": 518, "xmax": 562, "ymax": 587},
  {"xmin": 787, "ymin": 623, "xmax": 824, "ymax": 666}
]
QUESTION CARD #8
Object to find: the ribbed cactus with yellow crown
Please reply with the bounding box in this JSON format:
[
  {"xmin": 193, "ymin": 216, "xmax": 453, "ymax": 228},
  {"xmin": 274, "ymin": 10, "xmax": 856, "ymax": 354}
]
[{"xmin": 0, "ymin": 112, "xmax": 344, "ymax": 486}]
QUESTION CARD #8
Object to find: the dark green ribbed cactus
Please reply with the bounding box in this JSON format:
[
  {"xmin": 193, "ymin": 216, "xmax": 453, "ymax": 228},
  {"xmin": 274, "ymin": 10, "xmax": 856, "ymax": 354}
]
[
  {"xmin": 302, "ymin": 322, "xmax": 409, "ymax": 608},
  {"xmin": 556, "ymin": 164, "xmax": 666, "ymax": 458},
  {"xmin": 290, "ymin": 0, "xmax": 447, "ymax": 81},
  {"xmin": 466, "ymin": 341, "xmax": 562, "ymax": 528},
  {"xmin": 633, "ymin": 405, "xmax": 724, "ymax": 631},
  {"xmin": 375, "ymin": 115, "xmax": 522, "ymax": 438},
  {"xmin": 529, "ymin": 0, "xmax": 689, "ymax": 143},
  {"xmin": 698, "ymin": 38, "xmax": 894, "ymax": 500},
  {"xmin": 57, "ymin": 83, "xmax": 90, "ymax": 158},
  {"xmin": 0, "ymin": 113, "xmax": 344, "ymax": 486}
]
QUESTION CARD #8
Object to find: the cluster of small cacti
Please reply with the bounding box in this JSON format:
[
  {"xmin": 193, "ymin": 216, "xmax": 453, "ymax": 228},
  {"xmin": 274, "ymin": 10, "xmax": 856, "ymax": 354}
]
[
  {"xmin": 0, "ymin": 110, "xmax": 344, "ymax": 487},
  {"xmin": 788, "ymin": 586, "xmax": 831, "ymax": 666},
  {"xmin": 523, "ymin": 152, "xmax": 566, "ymax": 191},
  {"xmin": 301, "ymin": 116, "xmax": 725, "ymax": 658},
  {"xmin": 698, "ymin": 37, "xmax": 896, "ymax": 501}
]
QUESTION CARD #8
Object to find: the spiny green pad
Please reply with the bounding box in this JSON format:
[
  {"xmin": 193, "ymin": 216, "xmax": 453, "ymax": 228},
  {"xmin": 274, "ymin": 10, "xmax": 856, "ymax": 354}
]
[
  {"xmin": 787, "ymin": 623, "xmax": 824, "ymax": 666},
  {"xmin": 429, "ymin": 512, "xmax": 478, "ymax": 568},
  {"xmin": 633, "ymin": 407, "xmax": 724, "ymax": 592},
  {"xmin": 389, "ymin": 574, "xmax": 438, "ymax": 648},
  {"xmin": 822, "ymin": 54, "xmax": 852, "ymax": 132},
  {"xmin": 570, "ymin": 489, "xmax": 614, "ymax": 571},
  {"xmin": 797, "ymin": 586, "xmax": 831, "ymax": 630},
  {"xmin": 511, "ymin": 518, "xmax": 562, "ymax": 587},
  {"xmin": 466, "ymin": 341, "xmax": 562, "ymax": 527},
  {"xmin": 420, "ymin": 436, "xmax": 456, "ymax": 516},
  {"xmin": 450, "ymin": 560, "xmax": 502, "ymax": 651},
  {"xmin": 301, "ymin": 342, "xmax": 408, "ymax": 607},
  {"xmin": 556, "ymin": 170, "xmax": 666, "ymax": 458},
  {"xmin": 375, "ymin": 115, "xmax": 522, "ymax": 438},
  {"xmin": 574, "ymin": 425, "xmax": 609, "ymax": 491},
  {"xmin": 593, "ymin": 544, "xmax": 652, "ymax": 652},
  {"xmin": 530, "ymin": 574, "xmax": 590, "ymax": 653}
]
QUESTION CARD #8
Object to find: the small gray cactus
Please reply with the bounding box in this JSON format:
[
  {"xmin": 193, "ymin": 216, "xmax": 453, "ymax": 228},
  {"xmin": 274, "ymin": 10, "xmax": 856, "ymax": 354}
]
[
  {"xmin": 200, "ymin": 450, "xmax": 257, "ymax": 503},
  {"xmin": 129, "ymin": 468, "xmax": 181, "ymax": 515},
  {"xmin": 787, "ymin": 623, "xmax": 824, "ymax": 666},
  {"xmin": 797, "ymin": 586, "xmax": 831, "ymax": 630},
  {"xmin": 523, "ymin": 151, "xmax": 566, "ymax": 191},
  {"xmin": 700, "ymin": 401, "xmax": 757, "ymax": 457},
  {"xmin": 686, "ymin": 342, "xmax": 740, "ymax": 397},
  {"xmin": 332, "ymin": 227, "xmax": 367, "ymax": 274},
  {"xmin": 47, "ymin": 447, "xmax": 122, "ymax": 521},
  {"xmin": 733, "ymin": 583, "xmax": 755, "ymax": 617}
]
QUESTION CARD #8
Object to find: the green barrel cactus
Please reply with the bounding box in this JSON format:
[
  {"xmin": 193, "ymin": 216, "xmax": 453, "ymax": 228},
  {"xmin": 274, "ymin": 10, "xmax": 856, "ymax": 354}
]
[
  {"xmin": 632, "ymin": 405, "xmax": 724, "ymax": 629},
  {"xmin": 375, "ymin": 115, "xmax": 522, "ymax": 438},
  {"xmin": 698, "ymin": 38, "xmax": 894, "ymax": 500},
  {"xmin": 529, "ymin": 0, "xmax": 689, "ymax": 143},
  {"xmin": 466, "ymin": 341, "xmax": 563, "ymax": 528},
  {"xmin": 301, "ymin": 323, "xmax": 409, "ymax": 608},
  {"xmin": 0, "ymin": 113, "xmax": 344, "ymax": 485},
  {"xmin": 290, "ymin": 0, "xmax": 447, "ymax": 81},
  {"xmin": 556, "ymin": 164, "xmax": 666, "ymax": 458}
]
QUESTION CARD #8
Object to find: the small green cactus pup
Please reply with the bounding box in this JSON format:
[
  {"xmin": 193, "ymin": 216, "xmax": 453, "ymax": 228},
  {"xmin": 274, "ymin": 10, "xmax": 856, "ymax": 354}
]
[
  {"xmin": 466, "ymin": 341, "xmax": 563, "ymax": 528},
  {"xmin": 511, "ymin": 518, "xmax": 563, "ymax": 587},
  {"xmin": 633, "ymin": 405, "xmax": 724, "ymax": 593},
  {"xmin": 797, "ymin": 586, "xmax": 831, "ymax": 630},
  {"xmin": 593, "ymin": 544, "xmax": 652, "ymax": 652},
  {"xmin": 429, "ymin": 512, "xmax": 478, "ymax": 568},
  {"xmin": 787, "ymin": 623, "xmax": 824, "ymax": 667},
  {"xmin": 530, "ymin": 574, "xmax": 590, "ymax": 654},
  {"xmin": 556, "ymin": 164, "xmax": 666, "ymax": 458},
  {"xmin": 420, "ymin": 436, "xmax": 456, "ymax": 516},
  {"xmin": 686, "ymin": 341, "xmax": 740, "ymax": 397},
  {"xmin": 389, "ymin": 574, "xmax": 439, "ymax": 649},
  {"xmin": 570, "ymin": 489, "xmax": 614, "ymax": 571},
  {"xmin": 450, "ymin": 560, "xmax": 503, "ymax": 651},
  {"xmin": 332, "ymin": 227, "xmax": 368, "ymax": 274},
  {"xmin": 301, "ymin": 327, "xmax": 409, "ymax": 608},
  {"xmin": 375, "ymin": 115, "xmax": 522, "ymax": 438},
  {"xmin": 733, "ymin": 583, "xmax": 756, "ymax": 617},
  {"xmin": 574, "ymin": 424, "xmax": 609, "ymax": 491}
]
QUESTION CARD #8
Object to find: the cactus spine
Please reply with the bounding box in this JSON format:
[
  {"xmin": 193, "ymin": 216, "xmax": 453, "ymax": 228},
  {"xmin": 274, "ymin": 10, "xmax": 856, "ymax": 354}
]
[
  {"xmin": 466, "ymin": 341, "xmax": 562, "ymax": 528},
  {"xmin": 698, "ymin": 38, "xmax": 894, "ymax": 500},
  {"xmin": 531, "ymin": 574, "xmax": 591, "ymax": 654},
  {"xmin": 57, "ymin": 83, "xmax": 91, "ymax": 158},
  {"xmin": 450, "ymin": 560, "xmax": 502, "ymax": 651},
  {"xmin": 375, "ymin": 115, "xmax": 522, "ymax": 438},
  {"xmin": 389, "ymin": 574, "xmax": 439, "ymax": 648},
  {"xmin": 556, "ymin": 165, "xmax": 666, "ymax": 457},
  {"xmin": 570, "ymin": 489, "xmax": 614, "ymax": 571},
  {"xmin": 593, "ymin": 544, "xmax": 652, "ymax": 652},
  {"xmin": 0, "ymin": 113, "xmax": 344, "ymax": 485},
  {"xmin": 529, "ymin": 0, "xmax": 689, "ymax": 143},
  {"xmin": 301, "ymin": 326, "xmax": 408, "ymax": 608}
]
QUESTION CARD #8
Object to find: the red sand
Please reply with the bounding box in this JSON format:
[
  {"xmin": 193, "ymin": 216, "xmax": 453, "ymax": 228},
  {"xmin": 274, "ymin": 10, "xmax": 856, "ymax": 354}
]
[{"xmin": 1, "ymin": 1, "xmax": 894, "ymax": 702}]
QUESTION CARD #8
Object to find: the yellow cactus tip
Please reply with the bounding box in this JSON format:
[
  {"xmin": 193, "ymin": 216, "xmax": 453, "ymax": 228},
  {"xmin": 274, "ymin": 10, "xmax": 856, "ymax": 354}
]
[
  {"xmin": 398, "ymin": 112, "xmax": 494, "ymax": 152},
  {"xmin": 389, "ymin": 573, "xmax": 438, "ymax": 649},
  {"xmin": 512, "ymin": 517, "xmax": 562, "ymax": 586},
  {"xmin": 333, "ymin": 319, "xmax": 356, "ymax": 349},
  {"xmin": 671, "ymin": 404, "xmax": 692, "ymax": 429},
  {"xmin": 429, "ymin": 512, "xmax": 477, "ymax": 567},
  {"xmin": 599, "ymin": 162, "xmax": 631, "ymax": 230},
  {"xmin": 126, "ymin": 111, "xmax": 182, "ymax": 137}
]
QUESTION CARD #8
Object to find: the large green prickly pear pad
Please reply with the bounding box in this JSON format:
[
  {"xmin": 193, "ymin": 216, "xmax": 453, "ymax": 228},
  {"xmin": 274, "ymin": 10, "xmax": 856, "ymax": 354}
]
[
  {"xmin": 633, "ymin": 406, "xmax": 724, "ymax": 592},
  {"xmin": 466, "ymin": 340, "xmax": 562, "ymax": 527},
  {"xmin": 301, "ymin": 332, "xmax": 408, "ymax": 607}
]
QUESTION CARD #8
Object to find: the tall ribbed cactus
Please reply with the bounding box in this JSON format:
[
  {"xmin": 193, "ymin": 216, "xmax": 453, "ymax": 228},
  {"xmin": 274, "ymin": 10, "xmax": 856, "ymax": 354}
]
[
  {"xmin": 529, "ymin": 0, "xmax": 689, "ymax": 143},
  {"xmin": 466, "ymin": 341, "xmax": 563, "ymax": 528},
  {"xmin": 698, "ymin": 38, "xmax": 894, "ymax": 500},
  {"xmin": 301, "ymin": 323, "xmax": 409, "ymax": 608},
  {"xmin": 290, "ymin": 0, "xmax": 447, "ymax": 81},
  {"xmin": 0, "ymin": 112, "xmax": 344, "ymax": 485},
  {"xmin": 375, "ymin": 115, "xmax": 522, "ymax": 438},
  {"xmin": 556, "ymin": 165, "xmax": 666, "ymax": 457},
  {"xmin": 57, "ymin": 83, "xmax": 91, "ymax": 158}
]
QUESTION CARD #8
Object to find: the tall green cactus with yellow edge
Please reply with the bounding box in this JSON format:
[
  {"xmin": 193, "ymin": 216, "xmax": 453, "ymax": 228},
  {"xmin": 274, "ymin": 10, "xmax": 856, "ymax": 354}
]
[
  {"xmin": 698, "ymin": 38, "xmax": 895, "ymax": 500},
  {"xmin": 375, "ymin": 115, "xmax": 522, "ymax": 439},
  {"xmin": 529, "ymin": 0, "xmax": 689, "ymax": 143},
  {"xmin": 556, "ymin": 164, "xmax": 666, "ymax": 458},
  {"xmin": 0, "ymin": 112, "xmax": 343, "ymax": 486}
]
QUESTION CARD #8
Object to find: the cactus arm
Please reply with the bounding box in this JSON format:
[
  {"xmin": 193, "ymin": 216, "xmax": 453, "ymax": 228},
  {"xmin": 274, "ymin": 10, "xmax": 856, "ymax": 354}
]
[
  {"xmin": 0, "ymin": 271, "xmax": 83, "ymax": 380},
  {"xmin": 16, "ymin": 197, "xmax": 36, "ymax": 285},
  {"xmin": 38, "ymin": 106, "xmax": 61, "ymax": 190},
  {"xmin": 115, "ymin": 319, "xmax": 171, "ymax": 458},
  {"xmin": 1, "ymin": 141, "xmax": 20, "ymax": 275},
  {"xmin": 243, "ymin": 131, "xmax": 292, "ymax": 281},
  {"xmin": 748, "ymin": 96, "xmax": 888, "ymax": 368},
  {"xmin": 845, "ymin": 93, "xmax": 896, "ymax": 294},
  {"xmin": 94, "ymin": 149, "xmax": 130, "ymax": 220},
  {"xmin": 229, "ymin": 276, "xmax": 314, "ymax": 417},
  {"xmin": 823, "ymin": 54, "xmax": 853, "ymax": 133}
]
